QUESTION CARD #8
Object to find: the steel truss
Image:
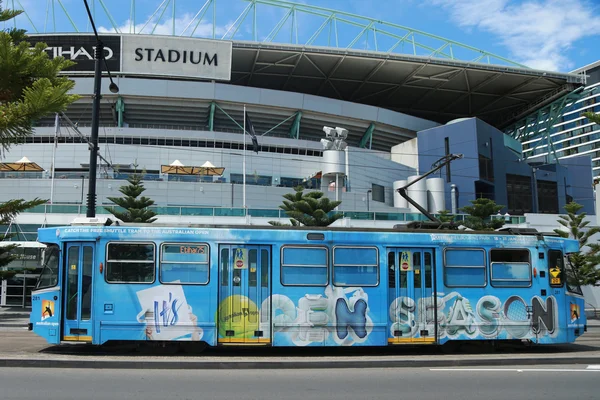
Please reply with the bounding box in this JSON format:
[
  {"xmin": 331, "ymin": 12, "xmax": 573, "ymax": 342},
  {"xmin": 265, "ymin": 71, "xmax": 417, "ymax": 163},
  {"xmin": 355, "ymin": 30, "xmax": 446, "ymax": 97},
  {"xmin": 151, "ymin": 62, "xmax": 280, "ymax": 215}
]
[{"xmin": 11, "ymin": 0, "xmax": 525, "ymax": 68}]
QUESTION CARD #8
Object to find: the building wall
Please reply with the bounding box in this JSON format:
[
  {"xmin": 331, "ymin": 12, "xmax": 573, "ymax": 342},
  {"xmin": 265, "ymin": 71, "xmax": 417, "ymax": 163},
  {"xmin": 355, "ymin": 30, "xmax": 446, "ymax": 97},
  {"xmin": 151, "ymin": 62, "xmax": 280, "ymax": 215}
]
[
  {"xmin": 417, "ymin": 118, "xmax": 595, "ymax": 215},
  {"xmin": 390, "ymin": 138, "xmax": 419, "ymax": 172},
  {"xmin": 0, "ymin": 128, "xmax": 415, "ymax": 212}
]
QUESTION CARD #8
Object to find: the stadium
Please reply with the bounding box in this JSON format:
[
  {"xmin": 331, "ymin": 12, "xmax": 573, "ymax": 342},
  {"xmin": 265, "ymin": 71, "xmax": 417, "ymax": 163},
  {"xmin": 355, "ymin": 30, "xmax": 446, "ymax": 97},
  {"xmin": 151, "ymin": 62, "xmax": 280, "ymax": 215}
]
[
  {"xmin": 0, "ymin": 1, "xmax": 597, "ymax": 228},
  {"xmin": 1, "ymin": 0, "xmax": 600, "ymax": 307}
]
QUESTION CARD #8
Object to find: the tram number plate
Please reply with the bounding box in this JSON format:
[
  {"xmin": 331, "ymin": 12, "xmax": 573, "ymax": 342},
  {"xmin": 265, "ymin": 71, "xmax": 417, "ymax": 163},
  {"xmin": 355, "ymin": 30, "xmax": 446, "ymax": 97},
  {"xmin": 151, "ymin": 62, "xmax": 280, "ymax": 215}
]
[{"xmin": 551, "ymin": 277, "xmax": 561, "ymax": 284}]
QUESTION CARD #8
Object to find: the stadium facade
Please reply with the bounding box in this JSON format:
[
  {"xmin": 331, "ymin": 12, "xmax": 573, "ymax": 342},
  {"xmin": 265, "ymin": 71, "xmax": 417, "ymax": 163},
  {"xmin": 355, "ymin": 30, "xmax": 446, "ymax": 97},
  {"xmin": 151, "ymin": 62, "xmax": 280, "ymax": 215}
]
[
  {"xmin": 1, "ymin": 31, "xmax": 595, "ymax": 232},
  {"xmin": 2, "ymin": 0, "xmax": 600, "ymax": 308}
]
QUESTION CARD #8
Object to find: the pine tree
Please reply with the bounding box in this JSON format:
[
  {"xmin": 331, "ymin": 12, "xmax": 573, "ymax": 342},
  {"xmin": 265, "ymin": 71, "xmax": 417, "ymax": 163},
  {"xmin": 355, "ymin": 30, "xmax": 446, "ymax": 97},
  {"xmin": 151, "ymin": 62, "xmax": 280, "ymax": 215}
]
[
  {"xmin": 0, "ymin": 2, "xmax": 70, "ymax": 279},
  {"xmin": 0, "ymin": 1, "xmax": 78, "ymax": 152},
  {"xmin": 105, "ymin": 173, "xmax": 157, "ymax": 223},
  {"xmin": 437, "ymin": 210, "xmax": 455, "ymax": 223},
  {"xmin": 269, "ymin": 186, "xmax": 343, "ymax": 226},
  {"xmin": 460, "ymin": 198, "xmax": 505, "ymax": 231},
  {"xmin": 554, "ymin": 201, "xmax": 600, "ymax": 286}
]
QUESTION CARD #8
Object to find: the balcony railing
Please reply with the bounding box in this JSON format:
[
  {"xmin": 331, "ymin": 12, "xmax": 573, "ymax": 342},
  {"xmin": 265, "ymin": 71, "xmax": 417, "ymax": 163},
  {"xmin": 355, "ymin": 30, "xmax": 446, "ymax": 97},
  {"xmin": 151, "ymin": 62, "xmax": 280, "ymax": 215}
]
[{"xmin": 23, "ymin": 204, "xmax": 527, "ymax": 224}]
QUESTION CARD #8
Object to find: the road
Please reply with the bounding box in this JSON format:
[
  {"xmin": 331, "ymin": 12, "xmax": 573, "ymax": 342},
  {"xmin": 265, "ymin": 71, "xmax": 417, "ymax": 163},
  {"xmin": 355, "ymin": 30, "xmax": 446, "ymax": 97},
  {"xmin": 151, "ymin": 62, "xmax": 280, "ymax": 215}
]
[{"xmin": 1, "ymin": 365, "xmax": 599, "ymax": 400}]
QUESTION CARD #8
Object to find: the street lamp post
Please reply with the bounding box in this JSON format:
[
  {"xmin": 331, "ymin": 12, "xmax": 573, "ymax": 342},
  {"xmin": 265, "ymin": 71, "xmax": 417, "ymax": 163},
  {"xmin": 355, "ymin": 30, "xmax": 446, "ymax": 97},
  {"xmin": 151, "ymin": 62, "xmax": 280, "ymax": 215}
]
[
  {"xmin": 83, "ymin": 0, "xmax": 119, "ymax": 218},
  {"xmin": 367, "ymin": 189, "xmax": 372, "ymax": 212}
]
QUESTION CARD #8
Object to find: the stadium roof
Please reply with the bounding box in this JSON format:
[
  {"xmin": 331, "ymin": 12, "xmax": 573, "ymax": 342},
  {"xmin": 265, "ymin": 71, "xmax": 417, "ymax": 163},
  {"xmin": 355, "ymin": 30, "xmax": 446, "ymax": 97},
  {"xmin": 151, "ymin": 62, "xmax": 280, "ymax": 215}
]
[
  {"xmin": 230, "ymin": 42, "xmax": 583, "ymax": 129},
  {"xmin": 18, "ymin": 0, "xmax": 585, "ymax": 132}
]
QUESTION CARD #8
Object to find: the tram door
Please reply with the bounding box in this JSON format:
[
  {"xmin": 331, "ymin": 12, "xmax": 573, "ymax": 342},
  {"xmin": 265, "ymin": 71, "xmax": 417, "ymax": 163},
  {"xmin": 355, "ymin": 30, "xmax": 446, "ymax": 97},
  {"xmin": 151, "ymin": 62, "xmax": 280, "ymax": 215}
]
[
  {"xmin": 387, "ymin": 248, "xmax": 435, "ymax": 344},
  {"xmin": 218, "ymin": 245, "xmax": 271, "ymax": 344},
  {"xmin": 63, "ymin": 242, "xmax": 95, "ymax": 342}
]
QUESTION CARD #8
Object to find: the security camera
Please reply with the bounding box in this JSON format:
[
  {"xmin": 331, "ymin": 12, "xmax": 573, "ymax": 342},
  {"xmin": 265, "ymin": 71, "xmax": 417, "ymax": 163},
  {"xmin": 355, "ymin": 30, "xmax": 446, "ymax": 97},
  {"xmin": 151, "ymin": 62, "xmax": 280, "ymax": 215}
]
[
  {"xmin": 334, "ymin": 127, "xmax": 348, "ymax": 140},
  {"xmin": 323, "ymin": 126, "xmax": 335, "ymax": 139},
  {"xmin": 320, "ymin": 138, "xmax": 333, "ymax": 150}
]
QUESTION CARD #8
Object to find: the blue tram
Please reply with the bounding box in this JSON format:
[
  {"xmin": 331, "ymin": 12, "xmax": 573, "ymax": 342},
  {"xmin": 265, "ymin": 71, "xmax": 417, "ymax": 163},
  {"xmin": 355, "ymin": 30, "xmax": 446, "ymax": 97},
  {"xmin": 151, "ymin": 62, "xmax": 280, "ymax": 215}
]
[{"xmin": 29, "ymin": 222, "xmax": 587, "ymax": 347}]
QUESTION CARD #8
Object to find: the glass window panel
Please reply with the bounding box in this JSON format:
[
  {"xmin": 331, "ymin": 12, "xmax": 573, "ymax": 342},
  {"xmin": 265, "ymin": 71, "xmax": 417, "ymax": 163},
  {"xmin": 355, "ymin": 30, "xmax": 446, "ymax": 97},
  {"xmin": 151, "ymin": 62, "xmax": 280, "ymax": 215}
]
[
  {"xmin": 565, "ymin": 256, "xmax": 583, "ymax": 295},
  {"xmin": 334, "ymin": 247, "xmax": 378, "ymax": 265},
  {"xmin": 66, "ymin": 246, "xmax": 79, "ymax": 320},
  {"xmin": 548, "ymin": 250, "xmax": 564, "ymax": 288},
  {"xmin": 81, "ymin": 246, "xmax": 93, "ymax": 320},
  {"xmin": 281, "ymin": 266, "xmax": 327, "ymax": 286},
  {"xmin": 444, "ymin": 249, "xmax": 486, "ymax": 287},
  {"xmin": 221, "ymin": 248, "xmax": 229, "ymax": 286},
  {"xmin": 445, "ymin": 267, "xmax": 486, "ymax": 287},
  {"xmin": 445, "ymin": 249, "xmax": 485, "ymax": 266},
  {"xmin": 36, "ymin": 245, "xmax": 59, "ymax": 289},
  {"xmin": 281, "ymin": 246, "xmax": 328, "ymax": 286},
  {"xmin": 161, "ymin": 264, "xmax": 209, "ymax": 284},
  {"xmin": 491, "ymin": 263, "xmax": 531, "ymax": 287},
  {"xmin": 334, "ymin": 266, "xmax": 378, "ymax": 286},
  {"xmin": 388, "ymin": 252, "xmax": 395, "ymax": 288},
  {"xmin": 261, "ymin": 249, "xmax": 269, "ymax": 288},
  {"xmin": 413, "ymin": 252, "xmax": 421, "ymax": 289},
  {"xmin": 424, "ymin": 252, "xmax": 432, "ymax": 289},
  {"xmin": 249, "ymin": 249, "xmax": 257, "ymax": 287},
  {"xmin": 283, "ymin": 247, "xmax": 327, "ymax": 265},
  {"xmin": 106, "ymin": 243, "xmax": 155, "ymax": 283},
  {"xmin": 160, "ymin": 243, "xmax": 209, "ymax": 284},
  {"xmin": 162, "ymin": 244, "xmax": 208, "ymax": 263}
]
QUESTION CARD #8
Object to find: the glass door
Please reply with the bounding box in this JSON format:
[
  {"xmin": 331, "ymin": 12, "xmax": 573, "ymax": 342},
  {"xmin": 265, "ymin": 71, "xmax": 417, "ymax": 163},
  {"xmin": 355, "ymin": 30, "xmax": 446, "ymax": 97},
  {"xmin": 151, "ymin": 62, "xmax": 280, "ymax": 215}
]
[
  {"xmin": 218, "ymin": 245, "xmax": 271, "ymax": 344},
  {"xmin": 63, "ymin": 243, "xmax": 95, "ymax": 342},
  {"xmin": 387, "ymin": 248, "xmax": 435, "ymax": 344}
]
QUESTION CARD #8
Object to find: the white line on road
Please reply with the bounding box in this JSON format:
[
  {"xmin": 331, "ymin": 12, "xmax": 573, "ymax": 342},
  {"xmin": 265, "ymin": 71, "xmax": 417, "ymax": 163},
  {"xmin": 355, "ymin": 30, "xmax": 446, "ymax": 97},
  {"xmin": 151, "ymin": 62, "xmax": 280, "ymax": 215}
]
[
  {"xmin": 430, "ymin": 368, "xmax": 600, "ymax": 372},
  {"xmin": 586, "ymin": 365, "xmax": 600, "ymax": 370}
]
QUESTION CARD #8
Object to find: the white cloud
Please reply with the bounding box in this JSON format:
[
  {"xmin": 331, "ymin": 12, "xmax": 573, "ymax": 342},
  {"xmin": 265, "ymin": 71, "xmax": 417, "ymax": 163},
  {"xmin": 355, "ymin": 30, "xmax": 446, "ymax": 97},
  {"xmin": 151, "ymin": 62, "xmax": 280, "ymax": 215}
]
[
  {"xmin": 429, "ymin": 0, "xmax": 600, "ymax": 71},
  {"xmin": 98, "ymin": 13, "xmax": 229, "ymax": 38}
]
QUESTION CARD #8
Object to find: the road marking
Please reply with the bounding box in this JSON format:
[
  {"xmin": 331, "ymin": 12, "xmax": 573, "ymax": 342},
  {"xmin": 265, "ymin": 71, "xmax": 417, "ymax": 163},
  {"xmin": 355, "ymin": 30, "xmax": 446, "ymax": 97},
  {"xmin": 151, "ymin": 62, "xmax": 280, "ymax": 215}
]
[{"xmin": 430, "ymin": 368, "xmax": 600, "ymax": 373}]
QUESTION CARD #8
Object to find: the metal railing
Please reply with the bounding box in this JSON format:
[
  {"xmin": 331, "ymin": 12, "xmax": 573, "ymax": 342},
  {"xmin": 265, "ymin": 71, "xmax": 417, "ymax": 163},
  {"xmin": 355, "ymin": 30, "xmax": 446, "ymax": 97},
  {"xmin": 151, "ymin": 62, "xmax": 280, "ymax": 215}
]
[{"xmin": 23, "ymin": 203, "xmax": 527, "ymax": 224}]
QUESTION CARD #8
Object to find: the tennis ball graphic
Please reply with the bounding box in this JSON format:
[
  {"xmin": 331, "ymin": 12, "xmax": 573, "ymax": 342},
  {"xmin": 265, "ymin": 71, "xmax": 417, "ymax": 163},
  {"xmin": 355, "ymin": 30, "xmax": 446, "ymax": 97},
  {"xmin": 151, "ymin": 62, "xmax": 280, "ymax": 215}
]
[{"xmin": 217, "ymin": 295, "xmax": 259, "ymax": 339}]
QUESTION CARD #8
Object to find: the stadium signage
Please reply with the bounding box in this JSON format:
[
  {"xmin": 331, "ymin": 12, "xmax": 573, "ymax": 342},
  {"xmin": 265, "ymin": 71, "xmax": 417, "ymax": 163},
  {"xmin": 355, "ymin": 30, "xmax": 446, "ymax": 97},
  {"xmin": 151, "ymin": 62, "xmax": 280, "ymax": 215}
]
[
  {"xmin": 28, "ymin": 34, "xmax": 232, "ymax": 81},
  {"xmin": 122, "ymin": 35, "xmax": 232, "ymax": 81},
  {"xmin": 28, "ymin": 35, "xmax": 121, "ymax": 73}
]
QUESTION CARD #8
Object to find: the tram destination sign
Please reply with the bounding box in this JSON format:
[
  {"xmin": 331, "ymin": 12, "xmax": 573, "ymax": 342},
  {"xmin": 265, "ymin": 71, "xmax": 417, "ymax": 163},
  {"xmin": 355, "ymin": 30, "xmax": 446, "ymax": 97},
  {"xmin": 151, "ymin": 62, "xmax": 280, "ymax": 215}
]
[{"xmin": 28, "ymin": 34, "xmax": 232, "ymax": 81}]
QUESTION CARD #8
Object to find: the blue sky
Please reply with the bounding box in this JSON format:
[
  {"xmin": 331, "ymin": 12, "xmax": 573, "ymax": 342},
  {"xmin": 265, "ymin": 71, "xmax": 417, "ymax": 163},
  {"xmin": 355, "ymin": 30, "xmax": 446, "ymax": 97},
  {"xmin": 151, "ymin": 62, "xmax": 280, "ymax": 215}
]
[{"xmin": 9, "ymin": 0, "xmax": 600, "ymax": 72}]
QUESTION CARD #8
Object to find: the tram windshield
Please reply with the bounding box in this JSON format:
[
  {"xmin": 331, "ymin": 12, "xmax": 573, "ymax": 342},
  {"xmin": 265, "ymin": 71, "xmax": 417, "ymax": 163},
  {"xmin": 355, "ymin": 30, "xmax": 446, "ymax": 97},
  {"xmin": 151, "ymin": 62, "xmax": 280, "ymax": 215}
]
[
  {"xmin": 35, "ymin": 245, "xmax": 59, "ymax": 289},
  {"xmin": 565, "ymin": 254, "xmax": 583, "ymax": 295}
]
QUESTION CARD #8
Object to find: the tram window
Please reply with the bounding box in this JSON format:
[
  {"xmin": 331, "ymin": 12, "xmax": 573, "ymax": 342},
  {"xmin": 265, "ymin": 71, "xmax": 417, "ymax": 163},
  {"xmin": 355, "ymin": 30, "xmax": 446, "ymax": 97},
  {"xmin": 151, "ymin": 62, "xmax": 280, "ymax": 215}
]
[
  {"xmin": 159, "ymin": 243, "xmax": 209, "ymax": 285},
  {"xmin": 443, "ymin": 248, "xmax": 486, "ymax": 287},
  {"xmin": 548, "ymin": 250, "xmax": 564, "ymax": 288},
  {"xmin": 249, "ymin": 249, "xmax": 257, "ymax": 287},
  {"xmin": 36, "ymin": 245, "xmax": 59, "ymax": 289},
  {"xmin": 388, "ymin": 252, "xmax": 395, "ymax": 288},
  {"xmin": 424, "ymin": 252, "xmax": 432, "ymax": 289},
  {"xmin": 491, "ymin": 263, "xmax": 531, "ymax": 287},
  {"xmin": 106, "ymin": 242, "xmax": 155, "ymax": 283},
  {"xmin": 333, "ymin": 246, "xmax": 379, "ymax": 286},
  {"xmin": 413, "ymin": 252, "xmax": 421, "ymax": 289},
  {"xmin": 565, "ymin": 255, "xmax": 583, "ymax": 295},
  {"xmin": 490, "ymin": 249, "xmax": 531, "ymax": 287},
  {"xmin": 221, "ymin": 248, "xmax": 229, "ymax": 286},
  {"xmin": 281, "ymin": 246, "xmax": 327, "ymax": 286},
  {"xmin": 490, "ymin": 249, "xmax": 529, "ymax": 263},
  {"xmin": 261, "ymin": 249, "xmax": 269, "ymax": 288}
]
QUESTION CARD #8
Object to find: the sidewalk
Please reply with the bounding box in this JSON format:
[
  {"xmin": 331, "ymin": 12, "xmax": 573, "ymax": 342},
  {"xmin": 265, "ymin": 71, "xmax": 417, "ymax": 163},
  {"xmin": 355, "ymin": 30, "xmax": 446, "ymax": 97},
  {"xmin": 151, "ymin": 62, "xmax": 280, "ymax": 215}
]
[
  {"xmin": 3, "ymin": 308, "xmax": 600, "ymax": 370},
  {"xmin": 0, "ymin": 307, "xmax": 30, "ymax": 328}
]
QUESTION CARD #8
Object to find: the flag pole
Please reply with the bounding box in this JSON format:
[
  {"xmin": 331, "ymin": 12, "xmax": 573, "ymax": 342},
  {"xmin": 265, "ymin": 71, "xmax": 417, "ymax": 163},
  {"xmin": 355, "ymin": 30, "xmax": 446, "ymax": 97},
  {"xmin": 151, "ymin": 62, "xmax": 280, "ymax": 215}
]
[
  {"xmin": 243, "ymin": 104, "xmax": 246, "ymax": 209},
  {"xmin": 50, "ymin": 113, "xmax": 59, "ymax": 205}
]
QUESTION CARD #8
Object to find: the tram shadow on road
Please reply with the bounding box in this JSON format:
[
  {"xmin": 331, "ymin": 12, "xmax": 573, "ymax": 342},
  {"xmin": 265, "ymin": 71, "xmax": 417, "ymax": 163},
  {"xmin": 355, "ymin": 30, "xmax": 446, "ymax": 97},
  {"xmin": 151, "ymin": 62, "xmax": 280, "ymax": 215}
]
[{"xmin": 37, "ymin": 339, "xmax": 600, "ymax": 358}]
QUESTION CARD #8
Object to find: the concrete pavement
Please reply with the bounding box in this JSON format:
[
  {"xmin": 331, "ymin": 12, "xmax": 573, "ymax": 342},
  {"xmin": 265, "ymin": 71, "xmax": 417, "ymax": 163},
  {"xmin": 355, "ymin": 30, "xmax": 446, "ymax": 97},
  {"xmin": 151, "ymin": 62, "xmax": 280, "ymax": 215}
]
[{"xmin": 2, "ymin": 306, "xmax": 600, "ymax": 369}]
